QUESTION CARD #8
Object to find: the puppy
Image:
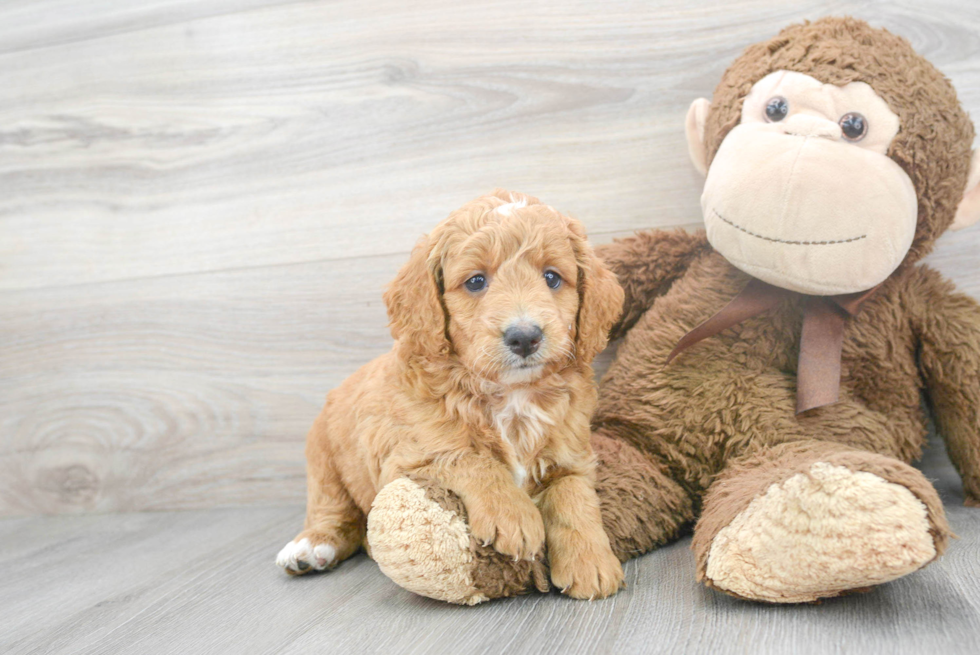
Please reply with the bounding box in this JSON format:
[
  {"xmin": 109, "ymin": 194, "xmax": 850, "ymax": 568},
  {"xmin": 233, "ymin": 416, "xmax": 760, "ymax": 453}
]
[{"xmin": 276, "ymin": 189, "xmax": 625, "ymax": 599}]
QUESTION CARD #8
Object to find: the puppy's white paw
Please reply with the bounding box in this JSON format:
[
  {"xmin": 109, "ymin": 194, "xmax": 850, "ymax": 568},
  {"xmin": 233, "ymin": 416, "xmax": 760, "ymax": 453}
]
[{"xmin": 276, "ymin": 537, "xmax": 337, "ymax": 575}]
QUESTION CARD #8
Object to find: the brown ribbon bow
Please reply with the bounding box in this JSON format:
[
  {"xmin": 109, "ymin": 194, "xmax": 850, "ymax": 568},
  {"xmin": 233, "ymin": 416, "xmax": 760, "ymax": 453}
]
[{"xmin": 666, "ymin": 278, "xmax": 878, "ymax": 414}]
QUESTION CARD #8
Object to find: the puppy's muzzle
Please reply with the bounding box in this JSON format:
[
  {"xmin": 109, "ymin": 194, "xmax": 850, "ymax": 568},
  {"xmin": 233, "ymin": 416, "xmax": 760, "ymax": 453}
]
[{"xmin": 503, "ymin": 324, "xmax": 543, "ymax": 359}]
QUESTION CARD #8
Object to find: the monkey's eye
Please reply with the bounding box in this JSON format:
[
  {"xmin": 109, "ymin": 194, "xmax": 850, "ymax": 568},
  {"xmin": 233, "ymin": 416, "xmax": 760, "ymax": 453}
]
[
  {"xmin": 765, "ymin": 96, "xmax": 789, "ymax": 122},
  {"xmin": 464, "ymin": 274, "xmax": 487, "ymax": 292},
  {"xmin": 543, "ymin": 270, "xmax": 562, "ymax": 290},
  {"xmin": 839, "ymin": 112, "xmax": 867, "ymax": 141}
]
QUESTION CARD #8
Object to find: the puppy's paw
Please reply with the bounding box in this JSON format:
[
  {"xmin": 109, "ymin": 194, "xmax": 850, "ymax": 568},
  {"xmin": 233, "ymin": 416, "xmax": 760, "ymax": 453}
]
[
  {"xmin": 550, "ymin": 542, "xmax": 624, "ymax": 600},
  {"xmin": 468, "ymin": 495, "xmax": 545, "ymax": 561},
  {"xmin": 275, "ymin": 534, "xmax": 337, "ymax": 576}
]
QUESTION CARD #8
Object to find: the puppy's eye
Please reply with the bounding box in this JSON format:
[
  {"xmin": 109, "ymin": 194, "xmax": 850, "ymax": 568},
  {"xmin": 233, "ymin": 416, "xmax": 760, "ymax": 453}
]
[
  {"xmin": 464, "ymin": 274, "xmax": 487, "ymax": 292},
  {"xmin": 839, "ymin": 112, "xmax": 867, "ymax": 141},
  {"xmin": 543, "ymin": 270, "xmax": 562, "ymax": 290},
  {"xmin": 765, "ymin": 96, "xmax": 789, "ymax": 122}
]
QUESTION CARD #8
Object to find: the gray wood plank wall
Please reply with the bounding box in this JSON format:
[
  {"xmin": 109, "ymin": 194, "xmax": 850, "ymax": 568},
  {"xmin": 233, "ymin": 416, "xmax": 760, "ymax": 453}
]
[{"xmin": 2, "ymin": 0, "xmax": 979, "ymax": 517}]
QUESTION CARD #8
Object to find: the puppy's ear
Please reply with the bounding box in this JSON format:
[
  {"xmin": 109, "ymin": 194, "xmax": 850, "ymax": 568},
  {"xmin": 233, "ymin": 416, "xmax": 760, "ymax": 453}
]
[
  {"xmin": 569, "ymin": 223, "xmax": 625, "ymax": 363},
  {"xmin": 384, "ymin": 235, "xmax": 450, "ymax": 360}
]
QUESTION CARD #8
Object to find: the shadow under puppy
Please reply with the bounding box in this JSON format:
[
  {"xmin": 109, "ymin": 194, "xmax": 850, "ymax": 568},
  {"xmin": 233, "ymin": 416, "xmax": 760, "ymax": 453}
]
[{"xmin": 276, "ymin": 189, "xmax": 625, "ymax": 601}]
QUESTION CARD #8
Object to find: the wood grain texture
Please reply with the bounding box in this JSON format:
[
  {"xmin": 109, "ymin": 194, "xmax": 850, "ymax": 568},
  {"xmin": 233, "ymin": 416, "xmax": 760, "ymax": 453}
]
[
  {"xmin": 2, "ymin": 0, "xmax": 980, "ymax": 516},
  {"xmin": 1, "ymin": 440, "xmax": 977, "ymax": 654}
]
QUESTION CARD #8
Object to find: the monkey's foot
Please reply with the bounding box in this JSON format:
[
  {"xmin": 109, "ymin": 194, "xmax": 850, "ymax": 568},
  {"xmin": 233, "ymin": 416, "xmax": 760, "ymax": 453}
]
[
  {"xmin": 367, "ymin": 477, "xmax": 549, "ymax": 605},
  {"xmin": 699, "ymin": 458, "xmax": 944, "ymax": 603}
]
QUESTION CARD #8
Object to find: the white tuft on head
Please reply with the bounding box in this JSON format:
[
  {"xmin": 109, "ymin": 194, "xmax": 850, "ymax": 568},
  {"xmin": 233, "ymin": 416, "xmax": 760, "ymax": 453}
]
[{"xmin": 495, "ymin": 197, "xmax": 528, "ymax": 217}]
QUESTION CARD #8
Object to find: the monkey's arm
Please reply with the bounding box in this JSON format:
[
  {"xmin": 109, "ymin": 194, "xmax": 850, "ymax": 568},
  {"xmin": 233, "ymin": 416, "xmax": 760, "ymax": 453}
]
[
  {"xmin": 595, "ymin": 228, "xmax": 710, "ymax": 341},
  {"xmin": 911, "ymin": 267, "xmax": 980, "ymax": 506}
]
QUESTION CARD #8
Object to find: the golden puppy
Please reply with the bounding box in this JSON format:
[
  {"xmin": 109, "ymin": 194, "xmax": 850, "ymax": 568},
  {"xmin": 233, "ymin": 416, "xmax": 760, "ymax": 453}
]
[{"xmin": 276, "ymin": 189, "xmax": 625, "ymax": 599}]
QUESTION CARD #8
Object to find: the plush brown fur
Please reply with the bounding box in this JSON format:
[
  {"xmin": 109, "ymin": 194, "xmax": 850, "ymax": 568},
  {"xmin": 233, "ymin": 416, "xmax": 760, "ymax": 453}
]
[
  {"xmin": 370, "ymin": 17, "xmax": 980, "ymax": 604},
  {"xmin": 590, "ymin": 17, "xmax": 980, "ymax": 600},
  {"xmin": 278, "ymin": 189, "xmax": 626, "ymax": 600}
]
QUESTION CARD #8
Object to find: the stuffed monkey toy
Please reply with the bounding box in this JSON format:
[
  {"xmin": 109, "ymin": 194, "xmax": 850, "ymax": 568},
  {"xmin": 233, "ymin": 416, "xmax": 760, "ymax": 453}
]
[{"xmin": 366, "ymin": 17, "xmax": 980, "ymax": 604}]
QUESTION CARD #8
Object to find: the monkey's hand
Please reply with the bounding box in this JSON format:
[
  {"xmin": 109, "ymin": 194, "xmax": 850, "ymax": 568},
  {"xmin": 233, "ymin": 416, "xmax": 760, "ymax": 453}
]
[{"xmin": 913, "ymin": 267, "xmax": 980, "ymax": 506}]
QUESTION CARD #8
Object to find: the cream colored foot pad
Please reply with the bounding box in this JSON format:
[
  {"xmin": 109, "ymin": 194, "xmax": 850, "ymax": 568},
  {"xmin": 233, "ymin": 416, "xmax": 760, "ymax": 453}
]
[
  {"xmin": 706, "ymin": 462, "xmax": 936, "ymax": 603},
  {"xmin": 368, "ymin": 478, "xmax": 488, "ymax": 606}
]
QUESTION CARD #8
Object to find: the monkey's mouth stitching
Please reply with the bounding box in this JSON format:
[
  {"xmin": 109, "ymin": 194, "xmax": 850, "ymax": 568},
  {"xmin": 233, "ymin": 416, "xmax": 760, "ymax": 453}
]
[{"xmin": 711, "ymin": 209, "xmax": 867, "ymax": 245}]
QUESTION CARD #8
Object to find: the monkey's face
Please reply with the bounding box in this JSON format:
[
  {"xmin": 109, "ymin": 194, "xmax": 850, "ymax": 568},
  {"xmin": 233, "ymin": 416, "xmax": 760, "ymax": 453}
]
[{"xmin": 699, "ymin": 71, "xmax": 918, "ymax": 295}]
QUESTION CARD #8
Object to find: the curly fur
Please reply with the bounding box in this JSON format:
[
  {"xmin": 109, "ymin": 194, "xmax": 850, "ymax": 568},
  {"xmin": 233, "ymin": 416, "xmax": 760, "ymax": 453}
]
[{"xmin": 278, "ymin": 190, "xmax": 625, "ymax": 599}]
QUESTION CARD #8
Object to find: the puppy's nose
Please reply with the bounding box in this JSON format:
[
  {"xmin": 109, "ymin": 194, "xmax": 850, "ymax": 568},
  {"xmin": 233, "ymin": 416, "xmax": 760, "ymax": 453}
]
[{"xmin": 503, "ymin": 325, "xmax": 543, "ymax": 358}]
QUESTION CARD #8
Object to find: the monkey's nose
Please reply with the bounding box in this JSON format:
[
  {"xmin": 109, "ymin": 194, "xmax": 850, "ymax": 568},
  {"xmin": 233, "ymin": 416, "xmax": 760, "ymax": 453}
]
[
  {"xmin": 503, "ymin": 325, "xmax": 543, "ymax": 358},
  {"xmin": 782, "ymin": 114, "xmax": 842, "ymax": 140}
]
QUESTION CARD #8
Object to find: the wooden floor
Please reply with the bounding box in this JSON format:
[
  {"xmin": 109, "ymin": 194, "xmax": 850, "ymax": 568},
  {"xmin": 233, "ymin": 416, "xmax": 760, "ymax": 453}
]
[{"xmin": 2, "ymin": 440, "xmax": 978, "ymax": 655}]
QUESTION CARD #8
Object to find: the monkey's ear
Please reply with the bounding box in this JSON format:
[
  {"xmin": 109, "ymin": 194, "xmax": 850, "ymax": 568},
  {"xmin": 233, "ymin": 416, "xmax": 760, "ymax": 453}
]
[
  {"xmin": 952, "ymin": 149, "xmax": 980, "ymax": 231},
  {"xmin": 685, "ymin": 98, "xmax": 711, "ymax": 176}
]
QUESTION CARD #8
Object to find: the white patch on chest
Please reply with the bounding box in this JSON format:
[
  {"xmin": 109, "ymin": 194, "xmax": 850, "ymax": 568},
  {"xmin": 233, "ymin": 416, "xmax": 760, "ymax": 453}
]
[
  {"xmin": 512, "ymin": 464, "xmax": 528, "ymax": 488},
  {"xmin": 492, "ymin": 389, "xmax": 553, "ymax": 485}
]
